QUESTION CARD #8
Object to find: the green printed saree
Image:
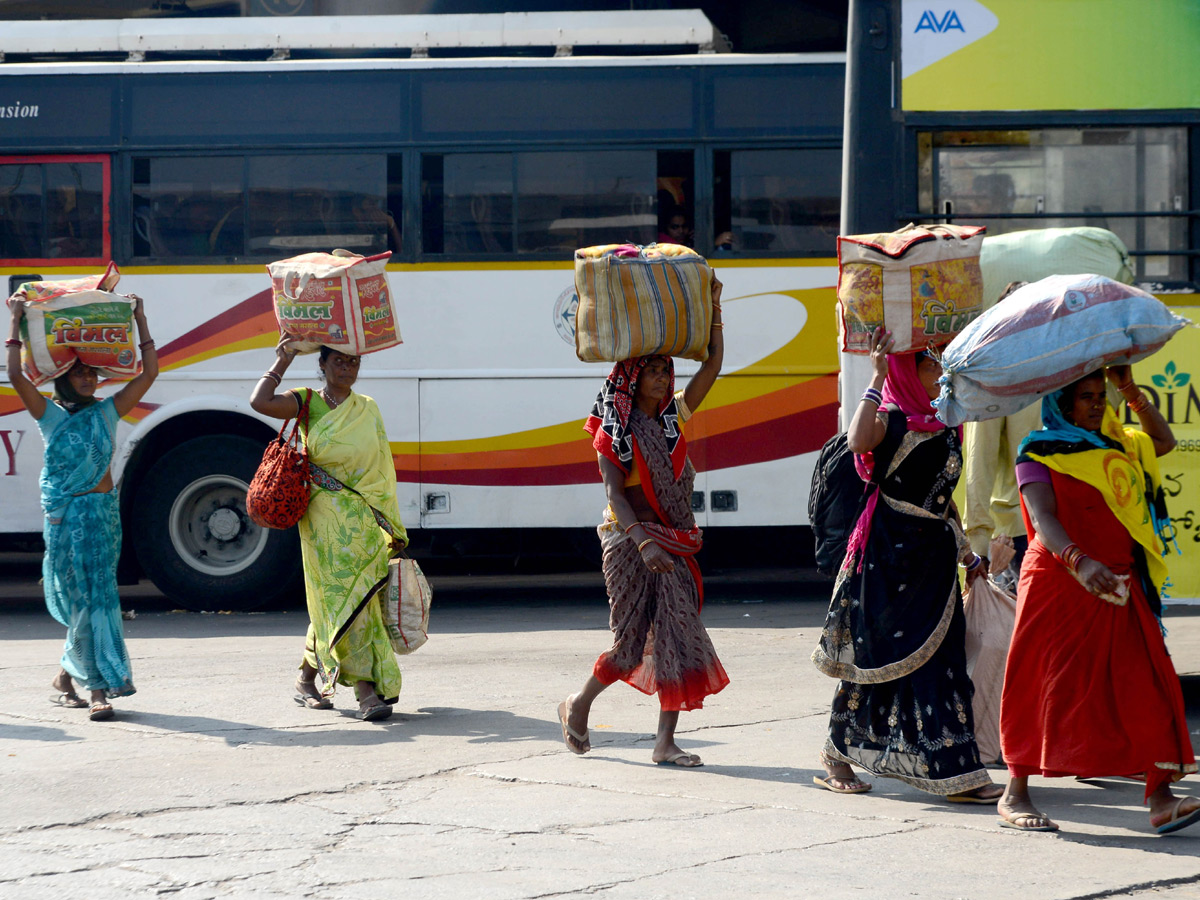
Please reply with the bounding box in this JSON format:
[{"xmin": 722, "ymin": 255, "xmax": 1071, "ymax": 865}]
[{"xmin": 296, "ymin": 389, "xmax": 407, "ymax": 701}]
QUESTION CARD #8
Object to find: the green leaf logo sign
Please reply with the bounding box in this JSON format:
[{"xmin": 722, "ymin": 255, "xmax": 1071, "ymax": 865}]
[{"xmin": 1151, "ymin": 361, "xmax": 1191, "ymax": 391}]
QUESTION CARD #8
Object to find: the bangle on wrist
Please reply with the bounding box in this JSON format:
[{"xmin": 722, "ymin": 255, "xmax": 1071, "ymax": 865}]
[
  {"xmin": 1127, "ymin": 392, "xmax": 1152, "ymax": 414},
  {"xmin": 5, "ymin": 338, "xmax": 20, "ymax": 348},
  {"xmin": 861, "ymin": 387, "xmax": 883, "ymax": 407},
  {"xmin": 637, "ymin": 538, "xmax": 655, "ymax": 553},
  {"xmin": 963, "ymin": 553, "xmax": 982, "ymax": 571},
  {"xmin": 262, "ymin": 371, "xmax": 282, "ymax": 385},
  {"xmin": 623, "ymin": 521, "xmax": 639, "ymax": 534},
  {"xmin": 1056, "ymin": 542, "xmax": 1085, "ymax": 574},
  {"xmin": 139, "ymin": 338, "xmax": 156, "ymax": 350}
]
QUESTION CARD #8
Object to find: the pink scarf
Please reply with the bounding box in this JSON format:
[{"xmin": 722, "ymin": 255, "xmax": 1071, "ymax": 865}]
[{"xmin": 842, "ymin": 352, "xmax": 958, "ymax": 573}]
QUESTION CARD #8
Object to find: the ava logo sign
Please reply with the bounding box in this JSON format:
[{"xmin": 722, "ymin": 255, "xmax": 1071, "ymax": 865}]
[
  {"xmin": 902, "ymin": 0, "xmax": 998, "ymax": 79},
  {"xmin": 913, "ymin": 9, "xmax": 965, "ymax": 33}
]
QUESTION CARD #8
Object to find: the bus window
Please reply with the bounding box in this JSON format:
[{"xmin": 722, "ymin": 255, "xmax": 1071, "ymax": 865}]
[
  {"xmin": 247, "ymin": 154, "xmax": 389, "ymax": 257},
  {"xmin": 517, "ymin": 150, "xmax": 656, "ymax": 253},
  {"xmin": 921, "ymin": 128, "xmax": 1188, "ymax": 282},
  {"xmin": 1, "ymin": 158, "xmax": 106, "ymax": 264},
  {"xmin": 422, "ymin": 153, "xmax": 513, "ymax": 255},
  {"xmin": 657, "ymin": 149, "xmax": 695, "ymax": 248},
  {"xmin": 132, "ymin": 156, "xmax": 243, "ymax": 259},
  {"xmin": 713, "ymin": 148, "xmax": 841, "ymax": 255}
]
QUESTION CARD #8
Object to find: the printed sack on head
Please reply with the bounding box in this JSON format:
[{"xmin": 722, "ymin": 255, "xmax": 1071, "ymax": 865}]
[
  {"xmin": 573, "ymin": 242, "xmax": 713, "ymax": 363},
  {"xmin": 267, "ymin": 249, "xmax": 400, "ymax": 356},
  {"xmin": 9, "ymin": 262, "xmax": 141, "ymax": 386},
  {"xmin": 838, "ymin": 224, "xmax": 986, "ymax": 354},
  {"xmin": 933, "ymin": 274, "xmax": 1192, "ymax": 427}
]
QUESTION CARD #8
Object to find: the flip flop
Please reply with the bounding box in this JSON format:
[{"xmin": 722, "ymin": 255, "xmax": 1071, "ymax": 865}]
[
  {"xmin": 947, "ymin": 789, "xmax": 1002, "ymax": 804},
  {"xmin": 51, "ymin": 692, "xmax": 88, "ymax": 709},
  {"xmin": 294, "ymin": 681, "xmax": 333, "ymax": 710},
  {"xmin": 358, "ymin": 698, "xmax": 392, "ymax": 722},
  {"xmin": 813, "ymin": 773, "xmax": 872, "ymax": 794},
  {"xmin": 1153, "ymin": 797, "xmax": 1200, "ymax": 836},
  {"xmin": 998, "ymin": 812, "xmax": 1059, "ymax": 832},
  {"xmin": 655, "ymin": 751, "xmax": 703, "ymax": 768},
  {"xmin": 88, "ymin": 703, "xmax": 115, "ymax": 722},
  {"xmin": 556, "ymin": 700, "xmax": 590, "ymax": 754}
]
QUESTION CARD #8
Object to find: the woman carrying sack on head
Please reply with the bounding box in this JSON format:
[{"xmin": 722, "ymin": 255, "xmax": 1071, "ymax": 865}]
[
  {"xmin": 811, "ymin": 326, "xmax": 1002, "ymax": 803},
  {"xmin": 251, "ymin": 338, "xmax": 406, "ymax": 722},
  {"xmin": 997, "ymin": 367, "xmax": 1197, "ymax": 834},
  {"xmin": 6, "ymin": 295, "xmax": 158, "ymax": 722},
  {"xmin": 557, "ymin": 279, "xmax": 728, "ymax": 768}
]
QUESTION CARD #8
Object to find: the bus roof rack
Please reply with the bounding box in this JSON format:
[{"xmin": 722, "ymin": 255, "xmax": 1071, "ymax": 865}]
[{"xmin": 0, "ymin": 10, "xmax": 731, "ymax": 61}]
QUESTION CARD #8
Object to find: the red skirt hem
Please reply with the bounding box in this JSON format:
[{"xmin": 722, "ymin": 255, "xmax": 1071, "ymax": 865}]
[{"xmin": 594, "ymin": 653, "xmax": 729, "ymax": 712}]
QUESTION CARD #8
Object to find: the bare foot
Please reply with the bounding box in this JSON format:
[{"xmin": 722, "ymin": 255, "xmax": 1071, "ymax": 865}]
[{"xmin": 998, "ymin": 796, "xmax": 1058, "ymax": 832}]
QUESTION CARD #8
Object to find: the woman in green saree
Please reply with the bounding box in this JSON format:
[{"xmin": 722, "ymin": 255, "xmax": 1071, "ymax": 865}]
[{"xmin": 251, "ymin": 339, "xmax": 407, "ymax": 721}]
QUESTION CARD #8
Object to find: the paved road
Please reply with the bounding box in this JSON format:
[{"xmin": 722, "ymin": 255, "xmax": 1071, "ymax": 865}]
[{"xmin": 2, "ymin": 557, "xmax": 1200, "ymax": 899}]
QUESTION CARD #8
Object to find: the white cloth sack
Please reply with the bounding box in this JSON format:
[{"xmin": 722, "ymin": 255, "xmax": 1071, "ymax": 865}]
[
  {"xmin": 979, "ymin": 227, "xmax": 1134, "ymax": 309},
  {"xmin": 383, "ymin": 557, "xmax": 431, "ymax": 655},
  {"xmin": 934, "ymin": 274, "xmax": 1191, "ymax": 427}
]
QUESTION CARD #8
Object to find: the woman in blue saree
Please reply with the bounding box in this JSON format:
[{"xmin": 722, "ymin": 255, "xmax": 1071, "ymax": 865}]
[{"xmin": 6, "ymin": 297, "xmax": 158, "ymax": 721}]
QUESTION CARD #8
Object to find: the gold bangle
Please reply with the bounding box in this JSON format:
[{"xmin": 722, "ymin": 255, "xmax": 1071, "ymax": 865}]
[
  {"xmin": 712, "ymin": 323, "xmax": 724, "ymax": 329},
  {"xmin": 637, "ymin": 538, "xmax": 655, "ymax": 553}
]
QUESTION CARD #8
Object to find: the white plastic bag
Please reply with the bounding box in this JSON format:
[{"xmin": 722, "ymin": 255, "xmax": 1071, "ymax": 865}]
[{"xmin": 963, "ymin": 573, "xmax": 1017, "ymax": 765}]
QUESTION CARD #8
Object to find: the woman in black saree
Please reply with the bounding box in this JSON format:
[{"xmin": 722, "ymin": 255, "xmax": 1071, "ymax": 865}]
[{"xmin": 811, "ymin": 326, "xmax": 1001, "ymax": 802}]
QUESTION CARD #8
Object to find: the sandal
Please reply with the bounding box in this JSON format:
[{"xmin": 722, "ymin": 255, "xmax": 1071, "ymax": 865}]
[
  {"xmin": 655, "ymin": 751, "xmax": 703, "ymax": 768},
  {"xmin": 947, "ymin": 784, "xmax": 1003, "ymax": 804},
  {"xmin": 357, "ymin": 695, "xmax": 392, "ymax": 722},
  {"xmin": 294, "ymin": 679, "xmax": 332, "ymax": 710},
  {"xmin": 998, "ymin": 811, "xmax": 1059, "ymax": 832},
  {"xmin": 88, "ymin": 702, "xmax": 115, "ymax": 722},
  {"xmin": 1153, "ymin": 797, "xmax": 1200, "ymax": 836},
  {"xmin": 557, "ymin": 700, "xmax": 590, "ymax": 754},
  {"xmin": 51, "ymin": 692, "xmax": 88, "ymax": 709},
  {"xmin": 814, "ymin": 751, "xmax": 871, "ymax": 794}
]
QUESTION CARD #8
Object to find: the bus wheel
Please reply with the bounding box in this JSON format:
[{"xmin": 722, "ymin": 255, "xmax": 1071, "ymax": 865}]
[{"xmin": 131, "ymin": 435, "xmax": 301, "ymax": 611}]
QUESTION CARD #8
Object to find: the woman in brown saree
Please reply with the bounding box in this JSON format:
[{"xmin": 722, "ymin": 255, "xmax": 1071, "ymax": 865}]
[{"xmin": 558, "ymin": 279, "xmax": 727, "ymax": 767}]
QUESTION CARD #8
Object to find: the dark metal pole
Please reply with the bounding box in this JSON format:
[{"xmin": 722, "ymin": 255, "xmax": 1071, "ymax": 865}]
[
  {"xmin": 839, "ymin": 0, "xmax": 901, "ymax": 426},
  {"xmin": 840, "ymin": 0, "xmax": 899, "ymax": 237}
]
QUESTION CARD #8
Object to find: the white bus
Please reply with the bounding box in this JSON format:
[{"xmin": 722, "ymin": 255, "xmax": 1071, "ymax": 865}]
[{"xmin": 0, "ymin": 14, "xmax": 845, "ymax": 608}]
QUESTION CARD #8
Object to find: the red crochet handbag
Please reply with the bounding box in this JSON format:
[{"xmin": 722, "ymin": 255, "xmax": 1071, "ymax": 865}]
[{"xmin": 246, "ymin": 390, "xmax": 311, "ymax": 529}]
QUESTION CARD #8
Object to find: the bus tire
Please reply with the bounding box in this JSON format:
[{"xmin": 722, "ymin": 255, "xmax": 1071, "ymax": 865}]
[{"xmin": 130, "ymin": 435, "xmax": 301, "ymax": 611}]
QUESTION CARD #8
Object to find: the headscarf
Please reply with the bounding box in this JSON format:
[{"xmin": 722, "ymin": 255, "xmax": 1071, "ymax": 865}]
[
  {"xmin": 52, "ymin": 362, "xmax": 98, "ymax": 415},
  {"xmin": 881, "ymin": 351, "xmax": 945, "ymax": 433},
  {"xmin": 1016, "ymin": 385, "xmax": 1115, "ymax": 457},
  {"xmin": 584, "ymin": 355, "xmax": 687, "ymax": 481},
  {"xmin": 1017, "ymin": 386, "xmax": 1176, "ymax": 594},
  {"xmin": 846, "ymin": 351, "xmax": 957, "ymax": 573}
]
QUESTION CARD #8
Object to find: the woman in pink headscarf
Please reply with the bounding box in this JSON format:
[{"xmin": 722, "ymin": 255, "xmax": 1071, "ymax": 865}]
[{"xmin": 811, "ymin": 326, "xmax": 1001, "ymax": 802}]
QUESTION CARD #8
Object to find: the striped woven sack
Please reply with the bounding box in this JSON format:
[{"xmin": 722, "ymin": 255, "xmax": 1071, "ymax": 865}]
[{"xmin": 573, "ymin": 243, "xmax": 713, "ymax": 363}]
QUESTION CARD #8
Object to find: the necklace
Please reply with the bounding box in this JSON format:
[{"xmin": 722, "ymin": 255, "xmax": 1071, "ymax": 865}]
[{"xmin": 321, "ymin": 388, "xmax": 345, "ymax": 409}]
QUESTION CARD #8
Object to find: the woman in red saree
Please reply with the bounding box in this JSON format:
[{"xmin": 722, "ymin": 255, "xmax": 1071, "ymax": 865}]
[
  {"xmin": 998, "ymin": 366, "xmax": 1198, "ymax": 834},
  {"xmin": 557, "ymin": 280, "xmax": 728, "ymax": 767}
]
